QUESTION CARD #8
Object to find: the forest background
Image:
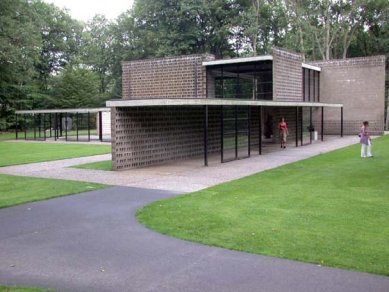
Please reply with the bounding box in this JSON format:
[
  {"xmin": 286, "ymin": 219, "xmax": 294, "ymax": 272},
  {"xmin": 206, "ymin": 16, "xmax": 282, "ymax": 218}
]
[{"xmin": 1, "ymin": 0, "xmax": 388, "ymax": 129}]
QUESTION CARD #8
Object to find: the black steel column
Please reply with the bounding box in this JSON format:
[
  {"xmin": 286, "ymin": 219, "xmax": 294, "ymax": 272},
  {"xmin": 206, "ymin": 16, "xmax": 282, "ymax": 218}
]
[
  {"xmin": 204, "ymin": 105, "xmax": 209, "ymax": 166},
  {"xmin": 49, "ymin": 113, "xmax": 52, "ymax": 138},
  {"xmin": 321, "ymin": 107, "xmax": 324, "ymax": 141},
  {"xmin": 54, "ymin": 113, "xmax": 58, "ymax": 141},
  {"xmin": 76, "ymin": 112, "xmax": 79, "ymax": 141},
  {"xmin": 248, "ymin": 106, "xmax": 251, "ymax": 157},
  {"xmin": 300, "ymin": 107, "xmax": 303, "ymax": 146},
  {"xmin": 310, "ymin": 107, "xmax": 313, "ymax": 144},
  {"xmin": 318, "ymin": 73, "xmax": 321, "ymax": 102},
  {"xmin": 15, "ymin": 114, "xmax": 18, "ymax": 139},
  {"xmin": 221, "ymin": 66, "xmax": 224, "ymax": 99},
  {"xmin": 24, "ymin": 114, "xmax": 27, "ymax": 140},
  {"xmin": 88, "ymin": 112, "xmax": 91, "ymax": 142},
  {"xmin": 295, "ymin": 107, "xmax": 298, "ymax": 147},
  {"xmin": 43, "ymin": 113, "xmax": 46, "ymax": 141},
  {"xmin": 235, "ymin": 106, "xmax": 238, "ymax": 159},
  {"xmin": 38, "ymin": 114, "xmax": 41, "ymax": 139},
  {"xmin": 33, "ymin": 114, "xmax": 36, "ymax": 140},
  {"xmin": 341, "ymin": 107, "xmax": 344, "ymax": 137},
  {"xmin": 65, "ymin": 113, "xmax": 68, "ymax": 141},
  {"xmin": 221, "ymin": 106, "xmax": 224, "ymax": 162},
  {"xmin": 98, "ymin": 111, "xmax": 103, "ymax": 141},
  {"xmin": 259, "ymin": 106, "xmax": 262, "ymax": 155}
]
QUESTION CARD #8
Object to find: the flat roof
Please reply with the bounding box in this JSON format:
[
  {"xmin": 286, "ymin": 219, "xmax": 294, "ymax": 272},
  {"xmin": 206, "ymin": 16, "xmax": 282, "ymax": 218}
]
[
  {"xmin": 15, "ymin": 108, "xmax": 111, "ymax": 114},
  {"xmin": 106, "ymin": 99, "xmax": 342, "ymax": 108},
  {"xmin": 202, "ymin": 56, "xmax": 273, "ymax": 66},
  {"xmin": 302, "ymin": 63, "xmax": 321, "ymax": 72}
]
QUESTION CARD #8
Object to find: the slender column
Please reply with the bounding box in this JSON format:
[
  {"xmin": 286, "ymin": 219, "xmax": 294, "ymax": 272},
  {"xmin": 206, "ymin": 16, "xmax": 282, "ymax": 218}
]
[
  {"xmin": 38, "ymin": 114, "xmax": 41, "ymax": 139},
  {"xmin": 295, "ymin": 107, "xmax": 298, "ymax": 147},
  {"xmin": 15, "ymin": 114, "xmax": 18, "ymax": 139},
  {"xmin": 248, "ymin": 106, "xmax": 251, "ymax": 157},
  {"xmin": 65, "ymin": 113, "xmax": 68, "ymax": 141},
  {"xmin": 42, "ymin": 113, "xmax": 45, "ymax": 139},
  {"xmin": 24, "ymin": 114, "xmax": 27, "ymax": 140},
  {"xmin": 204, "ymin": 105, "xmax": 209, "ymax": 166},
  {"xmin": 76, "ymin": 112, "xmax": 79, "ymax": 141},
  {"xmin": 300, "ymin": 107, "xmax": 303, "ymax": 146},
  {"xmin": 88, "ymin": 112, "xmax": 91, "ymax": 142},
  {"xmin": 221, "ymin": 66, "xmax": 224, "ymax": 99},
  {"xmin": 341, "ymin": 107, "xmax": 344, "ymax": 137},
  {"xmin": 235, "ymin": 106, "xmax": 238, "ymax": 159},
  {"xmin": 54, "ymin": 113, "xmax": 58, "ymax": 141},
  {"xmin": 259, "ymin": 106, "xmax": 262, "ymax": 155},
  {"xmin": 98, "ymin": 111, "xmax": 103, "ymax": 141},
  {"xmin": 33, "ymin": 114, "xmax": 36, "ymax": 140},
  {"xmin": 321, "ymin": 107, "xmax": 324, "ymax": 141},
  {"xmin": 49, "ymin": 113, "xmax": 52, "ymax": 138},
  {"xmin": 310, "ymin": 107, "xmax": 313, "ymax": 144},
  {"xmin": 221, "ymin": 106, "xmax": 224, "ymax": 162},
  {"xmin": 318, "ymin": 73, "xmax": 320, "ymax": 102}
]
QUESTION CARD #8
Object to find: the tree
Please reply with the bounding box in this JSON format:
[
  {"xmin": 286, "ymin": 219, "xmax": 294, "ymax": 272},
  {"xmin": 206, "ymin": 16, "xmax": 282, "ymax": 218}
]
[
  {"xmin": 51, "ymin": 66, "xmax": 101, "ymax": 108},
  {"xmin": 0, "ymin": 0, "xmax": 41, "ymax": 128}
]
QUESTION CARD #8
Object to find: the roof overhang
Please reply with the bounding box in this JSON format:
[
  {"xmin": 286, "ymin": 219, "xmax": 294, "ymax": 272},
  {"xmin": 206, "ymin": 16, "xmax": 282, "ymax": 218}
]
[
  {"xmin": 202, "ymin": 56, "xmax": 273, "ymax": 67},
  {"xmin": 106, "ymin": 99, "xmax": 342, "ymax": 108},
  {"xmin": 302, "ymin": 63, "xmax": 321, "ymax": 72},
  {"xmin": 15, "ymin": 108, "xmax": 111, "ymax": 114}
]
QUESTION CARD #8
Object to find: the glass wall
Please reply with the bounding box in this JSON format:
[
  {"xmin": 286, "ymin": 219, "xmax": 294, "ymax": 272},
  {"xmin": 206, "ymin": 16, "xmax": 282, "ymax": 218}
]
[
  {"xmin": 208, "ymin": 61, "xmax": 273, "ymax": 100},
  {"xmin": 303, "ymin": 68, "xmax": 320, "ymax": 102}
]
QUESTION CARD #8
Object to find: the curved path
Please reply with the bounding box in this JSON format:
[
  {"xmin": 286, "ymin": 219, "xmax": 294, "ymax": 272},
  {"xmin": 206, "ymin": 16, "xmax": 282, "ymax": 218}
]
[{"xmin": 0, "ymin": 186, "xmax": 388, "ymax": 292}]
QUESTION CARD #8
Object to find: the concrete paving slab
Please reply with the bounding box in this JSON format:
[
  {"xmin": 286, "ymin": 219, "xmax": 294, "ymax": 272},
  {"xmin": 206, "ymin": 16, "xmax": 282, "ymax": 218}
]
[
  {"xmin": 0, "ymin": 186, "xmax": 388, "ymax": 292},
  {"xmin": 0, "ymin": 136, "xmax": 362, "ymax": 193}
]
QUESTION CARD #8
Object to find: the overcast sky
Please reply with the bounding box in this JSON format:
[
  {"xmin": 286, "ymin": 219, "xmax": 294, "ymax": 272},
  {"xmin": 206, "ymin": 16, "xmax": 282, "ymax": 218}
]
[{"xmin": 44, "ymin": 0, "xmax": 134, "ymax": 21}]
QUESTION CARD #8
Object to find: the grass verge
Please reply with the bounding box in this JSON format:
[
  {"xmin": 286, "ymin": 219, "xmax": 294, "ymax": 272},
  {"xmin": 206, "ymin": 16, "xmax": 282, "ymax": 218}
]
[
  {"xmin": 73, "ymin": 160, "xmax": 112, "ymax": 171},
  {"xmin": 0, "ymin": 285, "xmax": 52, "ymax": 292},
  {"xmin": 0, "ymin": 174, "xmax": 107, "ymax": 208},
  {"xmin": 137, "ymin": 135, "xmax": 389, "ymax": 276},
  {"xmin": 0, "ymin": 142, "xmax": 111, "ymax": 167}
]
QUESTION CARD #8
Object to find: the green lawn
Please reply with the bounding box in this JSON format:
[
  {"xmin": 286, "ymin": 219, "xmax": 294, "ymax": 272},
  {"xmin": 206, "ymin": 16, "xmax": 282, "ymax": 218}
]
[
  {"xmin": 137, "ymin": 135, "xmax": 389, "ymax": 276},
  {"xmin": 0, "ymin": 142, "xmax": 111, "ymax": 167},
  {"xmin": 0, "ymin": 174, "xmax": 107, "ymax": 208},
  {"xmin": 0, "ymin": 285, "xmax": 52, "ymax": 292},
  {"xmin": 0, "ymin": 132, "xmax": 16, "ymax": 141},
  {"xmin": 73, "ymin": 160, "xmax": 112, "ymax": 171}
]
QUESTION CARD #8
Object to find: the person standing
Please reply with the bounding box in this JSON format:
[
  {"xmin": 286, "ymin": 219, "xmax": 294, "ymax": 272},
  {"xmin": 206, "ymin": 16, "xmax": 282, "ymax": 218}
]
[
  {"xmin": 278, "ymin": 117, "xmax": 289, "ymax": 149},
  {"xmin": 360, "ymin": 121, "xmax": 373, "ymax": 158}
]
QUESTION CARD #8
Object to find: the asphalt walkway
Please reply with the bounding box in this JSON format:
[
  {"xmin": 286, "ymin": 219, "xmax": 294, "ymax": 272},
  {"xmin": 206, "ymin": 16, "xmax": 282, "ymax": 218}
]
[{"xmin": 1, "ymin": 186, "xmax": 388, "ymax": 292}]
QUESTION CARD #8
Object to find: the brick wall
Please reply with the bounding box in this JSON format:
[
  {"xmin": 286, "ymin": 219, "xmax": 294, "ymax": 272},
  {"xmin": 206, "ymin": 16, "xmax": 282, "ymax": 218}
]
[
  {"xmin": 310, "ymin": 56, "xmax": 386, "ymax": 135},
  {"xmin": 272, "ymin": 47, "xmax": 303, "ymax": 102},
  {"xmin": 111, "ymin": 106, "xmax": 221, "ymax": 170},
  {"xmin": 122, "ymin": 54, "xmax": 215, "ymax": 100}
]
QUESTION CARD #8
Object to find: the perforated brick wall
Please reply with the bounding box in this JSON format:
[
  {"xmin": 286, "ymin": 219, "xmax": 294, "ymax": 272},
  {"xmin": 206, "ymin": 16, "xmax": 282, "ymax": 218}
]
[
  {"xmin": 122, "ymin": 54, "xmax": 215, "ymax": 100},
  {"xmin": 112, "ymin": 106, "xmax": 221, "ymax": 170},
  {"xmin": 272, "ymin": 48, "xmax": 303, "ymax": 102},
  {"xmin": 310, "ymin": 55, "xmax": 386, "ymax": 135}
]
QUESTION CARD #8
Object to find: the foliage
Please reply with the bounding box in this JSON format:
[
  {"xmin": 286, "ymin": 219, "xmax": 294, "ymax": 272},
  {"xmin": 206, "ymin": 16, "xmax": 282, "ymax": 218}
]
[
  {"xmin": 0, "ymin": 286, "xmax": 52, "ymax": 292},
  {"xmin": 137, "ymin": 135, "xmax": 389, "ymax": 276},
  {"xmin": 0, "ymin": 142, "xmax": 111, "ymax": 167},
  {"xmin": 0, "ymin": 0, "xmax": 388, "ymax": 126}
]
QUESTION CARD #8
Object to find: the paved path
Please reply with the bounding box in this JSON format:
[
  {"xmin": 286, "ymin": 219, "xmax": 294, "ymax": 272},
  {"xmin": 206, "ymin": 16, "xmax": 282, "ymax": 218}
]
[
  {"xmin": 1, "ymin": 186, "xmax": 388, "ymax": 292},
  {"xmin": 0, "ymin": 136, "xmax": 361, "ymax": 192}
]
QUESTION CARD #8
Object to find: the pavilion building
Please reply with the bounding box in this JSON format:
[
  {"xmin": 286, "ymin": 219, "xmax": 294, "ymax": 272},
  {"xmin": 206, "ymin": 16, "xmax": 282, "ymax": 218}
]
[{"xmin": 106, "ymin": 47, "xmax": 386, "ymax": 170}]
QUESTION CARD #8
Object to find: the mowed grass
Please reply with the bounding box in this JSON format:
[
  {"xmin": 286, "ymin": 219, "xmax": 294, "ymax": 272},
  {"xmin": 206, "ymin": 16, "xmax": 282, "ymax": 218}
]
[
  {"xmin": 0, "ymin": 174, "xmax": 107, "ymax": 208},
  {"xmin": 0, "ymin": 142, "xmax": 111, "ymax": 167},
  {"xmin": 73, "ymin": 160, "xmax": 112, "ymax": 171},
  {"xmin": 0, "ymin": 285, "xmax": 52, "ymax": 292},
  {"xmin": 137, "ymin": 135, "xmax": 389, "ymax": 276}
]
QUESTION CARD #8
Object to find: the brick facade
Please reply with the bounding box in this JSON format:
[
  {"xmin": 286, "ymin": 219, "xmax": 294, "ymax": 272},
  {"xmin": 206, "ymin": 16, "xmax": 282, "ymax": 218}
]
[
  {"xmin": 310, "ymin": 56, "xmax": 386, "ymax": 135},
  {"xmin": 272, "ymin": 48, "xmax": 303, "ymax": 102},
  {"xmin": 122, "ymin": 54, "xmax": 215, "ymax": 100},
  {"xmin": 112, "ymin": 106, "xmax": 221, "ymax": 170}
]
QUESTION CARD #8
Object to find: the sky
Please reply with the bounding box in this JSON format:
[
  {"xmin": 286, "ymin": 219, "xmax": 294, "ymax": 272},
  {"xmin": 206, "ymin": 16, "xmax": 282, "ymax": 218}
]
[{"xmin": 44, "ymin": 0, "xmax": 134, "ymax": 21}]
